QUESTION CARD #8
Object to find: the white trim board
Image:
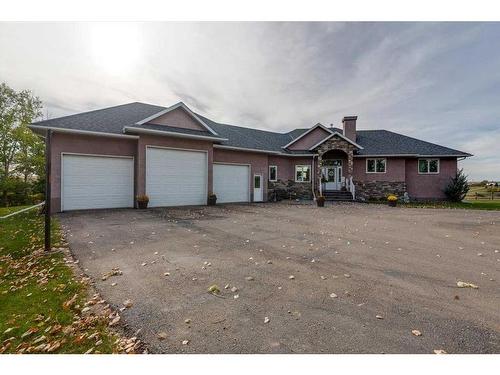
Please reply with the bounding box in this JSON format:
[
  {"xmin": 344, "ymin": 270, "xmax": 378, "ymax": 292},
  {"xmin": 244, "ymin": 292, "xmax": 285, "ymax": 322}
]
[
  {"xmin": 29, "ymin": 125, "xmax": 139, "ymax": 139},
  {"xmin": 135, "ymin": 102, "xmax": 219, "ymax": 136},
  {"xmin": 354, "ymin": 154, "xmax": 470, "ymax": 158},
  {"xmin": 308, "ymin": 132, "xmax": 364, "ymax": 150},
  {"xmin": 213, "ymin": 144, "xmax": 313, "ymax": 157},
  {"xmin": 124, "ymin": 126, "xmax": 227, "ymax": 141}
]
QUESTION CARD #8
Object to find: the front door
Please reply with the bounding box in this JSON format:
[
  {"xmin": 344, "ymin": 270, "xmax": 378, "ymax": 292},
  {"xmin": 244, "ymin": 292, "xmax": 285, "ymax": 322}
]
[
  {"xmin": 253, "ymin": 174, "xmax": 263, "ymax": 202},
  {"xmin": 322, "ymin": 160, "xmax": 343, "ymax": 190}
]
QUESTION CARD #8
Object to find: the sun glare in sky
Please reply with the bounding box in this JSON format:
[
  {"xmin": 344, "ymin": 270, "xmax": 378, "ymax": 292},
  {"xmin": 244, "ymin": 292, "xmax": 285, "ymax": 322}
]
[{"xmin": 88, "ymin": 23, "xmax": 142, "ymax": 75}]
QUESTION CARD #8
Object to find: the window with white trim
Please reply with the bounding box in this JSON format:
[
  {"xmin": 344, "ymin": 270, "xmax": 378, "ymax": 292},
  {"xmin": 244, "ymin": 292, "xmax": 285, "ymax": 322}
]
[
  {"xmin": 295, "ymin": 165, "xmax": 311, "ymax": 182},
  {"xmin": 269, "ymin": 165, "xmax": 277, "ymax": 182},
  {"xmin": 366, "ymin": 158, "xmax": 386, "ymax": 173},
  {"xmin": 418, "ymin": 158, "xmax": 439, "ymax": 174}
]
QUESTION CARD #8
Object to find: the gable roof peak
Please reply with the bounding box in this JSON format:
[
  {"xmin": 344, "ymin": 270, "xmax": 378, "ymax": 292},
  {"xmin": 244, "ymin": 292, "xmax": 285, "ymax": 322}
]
[
  {"xmin": 281, "ymin": 122, "xmax": 333, "ymax": 149},
  {"xmin": 134, "ymin": 101, "xmax": 219, "ymax": 136}
]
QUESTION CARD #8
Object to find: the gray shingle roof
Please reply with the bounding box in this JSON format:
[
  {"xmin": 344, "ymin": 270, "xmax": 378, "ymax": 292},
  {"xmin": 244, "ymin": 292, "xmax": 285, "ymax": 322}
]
[
  {"xmin": 31, "ymin": 102, "xmax": 471, "ymax": 157},
  {"xmin": 32, "ymin": 102, "xmax": 165, "ymax": 134},
  {"xmin": 355, "ymin": 130, "xmax": 471, "ymax": 157}
]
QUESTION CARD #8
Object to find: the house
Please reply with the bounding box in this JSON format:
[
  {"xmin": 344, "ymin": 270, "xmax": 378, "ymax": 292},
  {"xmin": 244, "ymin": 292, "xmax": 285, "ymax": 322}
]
[{"xmin": 29, "ymin": 102, "xmax": 472, "ymax": 212}]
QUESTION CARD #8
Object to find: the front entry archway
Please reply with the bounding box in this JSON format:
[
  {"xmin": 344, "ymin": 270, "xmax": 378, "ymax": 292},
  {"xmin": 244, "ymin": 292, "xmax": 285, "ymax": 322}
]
[
  {"xmin": 321, "ymin": 159, "xmax": 343, "ymax": 190},
  {"xmin": 310, "ymin": 134, "xmax": 361, "ymax": 198}
]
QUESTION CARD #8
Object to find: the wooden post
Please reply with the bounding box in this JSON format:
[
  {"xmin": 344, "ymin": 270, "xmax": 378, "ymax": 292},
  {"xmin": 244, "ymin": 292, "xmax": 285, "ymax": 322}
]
[{"xmin": 44, "ymin": 129, "xmax": 52, "ymax": 252}]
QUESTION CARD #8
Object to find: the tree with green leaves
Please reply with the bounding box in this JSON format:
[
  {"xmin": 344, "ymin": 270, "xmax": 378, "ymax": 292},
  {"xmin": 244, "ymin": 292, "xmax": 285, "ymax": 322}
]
[
  {"xmin": 0, "ymin": 82, "xmax": 43, "ymax": 206},
  {"xmin": 444, "ymin": 168, "xmax": 470, "ymax": 202}
]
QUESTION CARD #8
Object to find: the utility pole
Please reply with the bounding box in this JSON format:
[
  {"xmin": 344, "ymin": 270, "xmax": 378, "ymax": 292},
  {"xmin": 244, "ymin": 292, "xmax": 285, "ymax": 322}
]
[{"xmin": 45, "ymin": 129, "xmax": 51, "ymax": 252}]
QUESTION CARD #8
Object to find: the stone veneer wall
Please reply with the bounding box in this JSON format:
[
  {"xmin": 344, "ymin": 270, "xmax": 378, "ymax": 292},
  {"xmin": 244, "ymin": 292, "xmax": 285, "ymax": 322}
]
[
  {"xmin": 354, "ymin": 181, "xmax": 406, "ymax": 201},
  {"xmin": 268, "ymin": 180, "xmax": 313, "ymax": 200}
]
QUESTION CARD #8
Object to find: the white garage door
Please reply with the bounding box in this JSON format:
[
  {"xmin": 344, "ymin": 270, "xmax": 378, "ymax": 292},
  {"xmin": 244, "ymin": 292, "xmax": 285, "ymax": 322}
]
[
  {"xmin": 62, "ymin": 154, "xmax": 134, "ymax": 211},
  {"xmin": 146, "ymin": 147, "xmax": 207, "ymax": 207},
  {"xmin": 213, "ymin": 164, "xmax": 250, "ymax": 203}
]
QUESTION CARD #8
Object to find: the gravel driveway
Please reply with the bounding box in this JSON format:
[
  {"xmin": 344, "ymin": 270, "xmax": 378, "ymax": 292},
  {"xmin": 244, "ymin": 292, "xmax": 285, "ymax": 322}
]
[{"xmin": 60, "ymin": 202, "xmax": 500, "ymax": 353}]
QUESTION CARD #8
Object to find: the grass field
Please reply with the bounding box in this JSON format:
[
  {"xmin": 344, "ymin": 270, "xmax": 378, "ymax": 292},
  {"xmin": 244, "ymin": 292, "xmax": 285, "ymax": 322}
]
[
  {"xmin": 400, "ymin": 200, "xmax": 500, "ymax": 210},
  {"xmin": 466, "ymin": 184, "xmax": 500, "ymax": 201},
  {"xmin": 0, "ymin": 207, "xmax": 120, "ymax": 354}
]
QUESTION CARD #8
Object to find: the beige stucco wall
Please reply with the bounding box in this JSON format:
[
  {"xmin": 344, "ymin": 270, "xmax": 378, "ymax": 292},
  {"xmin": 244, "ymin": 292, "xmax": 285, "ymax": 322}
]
[
  {"xmin": 148, "ymin": 107, "xmax": 207, "ymax": 131},
  {"xmin": 287, "ymin": 127, "xmax": 330, "ymax": 151},
  {"xmin": 405, "ymin": 158, "xmax": 457, "ymax": 199},
  {"xmin": 353, "ymin": 157, "xmax": 406, "ymax": 181}
]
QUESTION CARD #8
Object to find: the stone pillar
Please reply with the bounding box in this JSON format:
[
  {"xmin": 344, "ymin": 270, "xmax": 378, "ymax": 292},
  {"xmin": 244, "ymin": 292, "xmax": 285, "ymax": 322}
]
[{"xmin": 317, "ymin": 153, "xmax": 322, "ymax": 195}]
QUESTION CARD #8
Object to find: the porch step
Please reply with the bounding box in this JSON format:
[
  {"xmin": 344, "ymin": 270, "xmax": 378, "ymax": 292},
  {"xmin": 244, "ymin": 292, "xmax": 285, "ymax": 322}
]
[{"xmin": 322, "ymin": 191, "xmax": 353, "ymax": 201}]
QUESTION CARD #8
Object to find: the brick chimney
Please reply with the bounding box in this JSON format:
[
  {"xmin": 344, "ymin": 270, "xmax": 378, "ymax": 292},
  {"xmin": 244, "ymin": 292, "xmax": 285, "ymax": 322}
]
[{"xmin": 342, "ymin": 116, "xmax": 357, "ymax": 142}]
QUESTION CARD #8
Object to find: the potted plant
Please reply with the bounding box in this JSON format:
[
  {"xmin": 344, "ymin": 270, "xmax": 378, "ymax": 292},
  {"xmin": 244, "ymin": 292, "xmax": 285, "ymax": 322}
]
[
  {"xmin": 387, "ymin": 194, "xmax": 398, "ymax": 207},
  {"xmin": 136, "ymin": 194, "xmax": 149, "ymax": 209},
  {"xmin": 207, "ymin": 193, "xmax": 217, "ymax": 206},
  {"xmin": 316, "ymin": 195, "xmax": 326, "ymax": 207}
]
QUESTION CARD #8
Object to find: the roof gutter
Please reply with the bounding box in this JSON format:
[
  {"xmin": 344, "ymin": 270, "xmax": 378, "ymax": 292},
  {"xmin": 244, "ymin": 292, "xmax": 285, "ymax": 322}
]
[
  {"xmin": 353, "ymin": 154, "xmax": 472, "ymax": 158},
  {"xmin": 213, "ymin": 144, "xmax": 312, "ymax": 157},
  {"xmin": 123, "ymin": 126, "xmax": 228, "ymax": 142},
  {"xmin": 28, "ymin": 125, "xmax": 140, "ymax": 139}
]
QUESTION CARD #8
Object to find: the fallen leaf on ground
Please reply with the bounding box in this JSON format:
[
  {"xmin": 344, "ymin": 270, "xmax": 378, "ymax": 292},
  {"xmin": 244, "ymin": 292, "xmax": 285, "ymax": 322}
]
[
  {"xmin": 245, "ymin": 276, "xmax": 254, "ymax": 281},
  {"xmin": 184, "ymin": 319, "xmax": 191, "ymax": 324},
  {"xmin": 63, "ymin": 294, "xmax": 78, "ymax": 309},
  {"xmin": 288, "ymin": 275, "xmax": 295, "ymax": 280},
  {"xmin": 208, "ymin": 285, "xmax": 220, "ymax": 294},
  {"xmin": 412, "ymin": 329, "xmax": 422, "ymax": 336},
  {"xmin": 182, "ymin": 340, "xmax": 189, "ymax": 345},
  {"xmin": 123, "ymin": 299, "xmax": 133, "ymax": 308},
  {"xmin": 330, "ymin": 293, "xmax": 338, "ymax": 298},
  {"xmin": 433, "ymin": 349, "xmax": 447, "ymax": 354},
  {"xmin": 264, "ymin": 317, "xmax": 270, "ymax": 324},
  {"xmin": 457, "ymin": 281, "xmax": 479, "ymax": 289},
  {"xmin": 376, "ymin": 315, "xmax": 384, "ymax": 320},
  {"xmin": 157, "ymin": 332, "xmax": 168, "ymax": 340}
]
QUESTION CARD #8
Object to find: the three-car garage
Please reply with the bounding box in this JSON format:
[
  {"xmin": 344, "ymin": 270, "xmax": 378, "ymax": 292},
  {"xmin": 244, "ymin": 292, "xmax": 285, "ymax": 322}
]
[{"xmin": 60, "ymin": 147, "xmax": 252, "ymax": 211}]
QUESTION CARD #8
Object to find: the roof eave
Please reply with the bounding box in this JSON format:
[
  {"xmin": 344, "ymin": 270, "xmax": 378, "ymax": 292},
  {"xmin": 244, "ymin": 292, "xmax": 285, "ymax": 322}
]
[
  {"xmin": 28, "ymin": 125, "xmax": 140, "ymax": 139},
  {"xmin": 354, "ymin": 153, "xmax": 472, "ymax": 158},
  {"xmin": 123, "ymin": 126, "xmax": 227, "ymax": 142},
  {"xmin": 214, "ymin": 144, "xmax": 313, "ymax": 157}
]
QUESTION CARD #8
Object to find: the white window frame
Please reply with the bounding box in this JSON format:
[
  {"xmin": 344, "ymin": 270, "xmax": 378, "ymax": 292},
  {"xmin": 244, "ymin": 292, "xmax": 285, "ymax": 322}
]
[
  {"xmin": 269, "ymin": 165, "xmax": 278, "ymax": 182},
  {"xmin": 418, "ymin": 158, "xmax": 440, "ymax": 174},
  {"xmin": 366, "ymin": 158, "xmax": 387, "ymax": 174},
  {"xmin": 295, "ymin": 165, "xmax": 311, "ymax": 182}
]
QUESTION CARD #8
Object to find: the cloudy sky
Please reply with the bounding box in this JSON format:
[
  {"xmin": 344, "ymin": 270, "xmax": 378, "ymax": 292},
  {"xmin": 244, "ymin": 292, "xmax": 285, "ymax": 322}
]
[{"xmin": 0, "ymin": 22, "xmax": 498, "ymax": 180}]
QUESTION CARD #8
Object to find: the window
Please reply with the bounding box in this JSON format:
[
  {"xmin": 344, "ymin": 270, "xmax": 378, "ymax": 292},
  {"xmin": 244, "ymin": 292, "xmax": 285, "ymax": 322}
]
[
  {"xmin": 366, "ymin": 158, "xmax": 386, "ymax": 173},
  {"xmin": 295, "ymin": 165, "xmax": 311, "ymax": 182},
  {"xmin": 418, "ymin": 158, "xmax": 440, "ymax": 174},
  {"xmin": 269, "ymin": 165, "xmax": 277, "ymax": 182},
  {"xmin": 254, "ymin": 175, "xmax": 261, "ymax": 188}
]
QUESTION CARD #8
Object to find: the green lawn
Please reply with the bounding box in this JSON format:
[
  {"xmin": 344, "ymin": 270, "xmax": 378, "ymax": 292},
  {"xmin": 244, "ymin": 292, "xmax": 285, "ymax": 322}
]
[
  {"xmin": 0, "ymin": 205, "xmax": 30, "ymax": 217},
  {"xmin": 0, "ymin": 208, "xmax": 119, "ymax": 353},
  {"xmin": 399, "ymin": 200, "xmax": 500, "ymax": 210},
  {"xmin": 466, "ymin": 185, "xmax": 500, "ymax": 200}
]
